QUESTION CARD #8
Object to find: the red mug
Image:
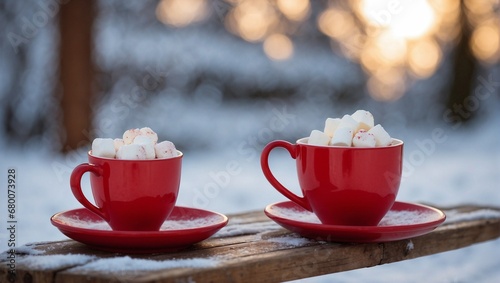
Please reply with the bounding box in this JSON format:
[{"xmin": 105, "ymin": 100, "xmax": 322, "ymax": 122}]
[
  {"xmin": 70, "ymin": 151, "xmax": 183, "ymax": 231},
  {"xmin": 261, "ymin": 138, "xmax": 403, "ymax": 226}
]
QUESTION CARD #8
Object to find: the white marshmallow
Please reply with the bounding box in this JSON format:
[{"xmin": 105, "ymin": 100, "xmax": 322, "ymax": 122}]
[
  {"xmin": 123, "ymin": 128, "xmax": 141, "ymax": 145},
  {"xmin": 140, "ymin": 127, "xmax": 158, "ymax": 144},
  {"xmin": 133, "ymin": 135, "xmax": 152, "ymax": 144},
  {"xmin": 92, "ymin": 138, "xmax": 116, "ymax": 158},
  {"xmin": 113, "ymin": 138, "xmax": 124, "ymax": 153},
  {"xmin": 330, "ymin": 127, "xmax": 354, "ymax": 146},
  {"xmin": 352, "ymin": 129, "xmax": 376, "ymax": 147},
  {"xmin": 133, "ymin": 136, "xmax": 155, "ymax": 159},
  {"xmin": 351, "ymin": 110, "xmax": 374, "ymax": 131},
  {"xmin": 155, "ymin": 141, "xmax": 177, "ymax": 158},
  {"xmin": 307, "ymin": 130, "xmax": 330, "ymax": 146},
  {"xmin": 116, "ymin": 144, "xmax": 147, "ymax": 160},
  {"xmin": 337, "ymin": 115, "xmax": 360, "ymax": 133},
  {"xmin": 324, "ymin": 118, "xmax": 341, "ymax": 138},
  {"xmin": 368, "ymin": 124, "xmax": 392, "ymax": 146}
]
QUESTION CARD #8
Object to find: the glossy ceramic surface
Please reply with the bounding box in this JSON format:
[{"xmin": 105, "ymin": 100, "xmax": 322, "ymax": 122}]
[
  {"xmin": 70, "ymin": 151, "xmax": 183, "ymax": 231},
  {"xmin": 51, "ymin": 206, "xmax": 228, "ymax": 253},
  {"xmin": 261, "ymin": 138, "xmax": 403, "ymax": 226},
  {"xmin": 265, "ymin": 201, "xmax": 446, "ymax": 243}
]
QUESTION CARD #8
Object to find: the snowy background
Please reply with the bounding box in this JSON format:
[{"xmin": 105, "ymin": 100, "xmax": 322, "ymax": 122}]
[{"xmin": 1, "ymin": 1, "xmax": 500, "ymax": 282}]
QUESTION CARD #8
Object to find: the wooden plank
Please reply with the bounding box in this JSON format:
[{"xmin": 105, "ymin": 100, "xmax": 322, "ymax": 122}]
[{"xmin": 1, "ymin": 205, "xmax": 499, "ymax": 283}]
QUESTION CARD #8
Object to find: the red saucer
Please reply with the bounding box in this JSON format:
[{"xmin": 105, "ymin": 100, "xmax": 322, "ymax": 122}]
[
  {"xmin": 265, "ymin": 201, "xmax": 446, "ymax": 243},
  {"xmin": 51, "ymin": 206, "xmax": 228, "ymax": 253}
]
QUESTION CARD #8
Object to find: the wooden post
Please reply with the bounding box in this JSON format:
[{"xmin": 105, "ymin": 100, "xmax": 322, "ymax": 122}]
[{"xmin": 58, "ymin": 0, "xmax": 94, "ymax": 152}]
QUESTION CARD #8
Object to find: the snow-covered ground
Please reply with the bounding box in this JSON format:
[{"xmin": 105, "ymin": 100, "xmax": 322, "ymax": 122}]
[{"xmin": 1, "ymin": 98, "xmax": 499, "ymax": 282}]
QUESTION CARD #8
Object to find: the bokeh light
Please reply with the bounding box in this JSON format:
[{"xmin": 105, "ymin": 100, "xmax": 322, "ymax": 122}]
[
  {"xmin": 408, "ymin": 39, "xmax": 442, "ymax": 78},
  {"xmin": 221, "ymin": 0, "xmax": 307, "ymax": 60},
  {"xmin": 156, "ymin": 0, "xmax": 208, "ymax": 27},
  {"xmin": 318, "ymin": 8, "xmax": 355, "ymax": 40},
  {"xmin": 263, "ymin": 33, "xmax": 294, "ymax": 60},
  {"xmin": 276, "ymin": 0, "xmax": 311, "ymax": 21},
  {"xmin": 226, "ymin": 0, "xmax": 278, "ymax": 42},
  {"xmin": 470, "ymin": 21, "xmax": 500, "ymax": 63}
]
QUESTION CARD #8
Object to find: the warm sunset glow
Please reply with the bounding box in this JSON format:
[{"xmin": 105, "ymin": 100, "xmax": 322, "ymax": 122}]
[
  {"xmin": 390, "ymin": 1, "xmax": 436, "ymax": 39},
  {"xmin": 263, "ymin": 33, "xmax": 294, "ymax": 61},
  {"xmin": 155, "ymin": 0, "xmax": 500, "ymax": 100},
  {"xmin": 316, "ymin": 0, "xmax": 499, "ymax": 100},
  {"xmin": 156, "ymin": 0, "xmax": 208, "ymax": 27},
  {"xmin": 338, "ymin": 0, "xmax": 451, "ymax": 99},
  {"xmin": 358, "ymin": 0, "xmax": 436, "ymax": 39},
  {"xmin": 276, "ymin": 0, "xmax": 310, "ymax": 21}
]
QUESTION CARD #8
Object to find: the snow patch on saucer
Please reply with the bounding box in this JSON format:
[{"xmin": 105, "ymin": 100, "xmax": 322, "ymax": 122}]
[
  {"xmin": 270, "ymin": 206, "xmax": 438, "ymax": 226},
  {"xmin": 161, "ymin": 216, "xmax": 224, "ymax": 230},
  {"xmin": 378, "ymin": 210, "xmax": 437, "ymax": 226},
  {"xmin": 58, "ymin": 214, "xmax": 111, "ymax": 230},
  {"xmin": 270, "ymin": 207, "xmax": 321, "ymax": 224},
  {"xmin": 58, "ymin": 214, "xmax": 224, "ymax": 231},
  {"xmin": 70, "ymin": 256, "xmax": 218, "ymax": 272}
]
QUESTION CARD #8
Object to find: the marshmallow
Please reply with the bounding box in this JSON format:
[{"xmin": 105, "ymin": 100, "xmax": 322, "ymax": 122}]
[
  {"xmin": 92, "ymin": 138, "xmax": 116, "ymax": 158},
  {"xmin": 368, "ymin": 124, "xmax": 392, "ymax": 146},
  {"xmin": 133, "ymin": 136, "xmax": 155, "ymax": 159},
  {"xmin": 116, "ymin": 144, "xmax": 147, "ymax": 160},
  {"xmin": 337, "ymin": 115, "xmax": 360, "ymax": 133},
  {"xmin": 113, "ymin": 138, "xmax": 124, "ymax": 153},
  {"xmin": 307, "ymin": 130, "xmax": 330, "ymax": 146},
  {"xmin": 330, "ymin": 127, "xmax": 354, "ymax": 146},
  {"xmin": 140, "ymin": 127, "xmax": 158, "ymax": 144},
  {"xmin": 352, "ymin": 129, "xmax": 376, "ymax": 147},
  {"xmin": 93, "ymin": 127, "xmax": 177, "ymax": 159},
  {"xmin": 155, "ymin": 141, "xmax": 177, "ymax": 158},
  {"xmin": 324, "ymin": 118, "xmax": 341, "ymax": 137},
  {"xmin": 123, "ymin": 128, "xmax": 141, "ymax": 145},
  {"xmin": 351, "ymin": 110, "xmax": 374, "ymax": 131}
]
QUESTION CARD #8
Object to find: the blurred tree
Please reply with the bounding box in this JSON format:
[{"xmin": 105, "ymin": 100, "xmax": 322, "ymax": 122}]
[
  {"xmin": 58, "ymin": 0, "xmax": 95, "ymax": 152},
  {"xmin": 446, "ymin": 0, "xmax": 477, "ymax": 122},
  {"xmin": 1, "ymin": 2, "xmax": 48, "ymax": 145}
]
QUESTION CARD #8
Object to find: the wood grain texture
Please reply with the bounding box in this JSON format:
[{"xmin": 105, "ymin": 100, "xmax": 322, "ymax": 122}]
[{"xmin": 1, "ymin": 205, "xmax": 499, "ymax": 283}]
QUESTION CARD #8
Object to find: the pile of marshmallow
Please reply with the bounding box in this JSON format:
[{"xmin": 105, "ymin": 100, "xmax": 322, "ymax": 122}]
[
  {"xmin": 308, "ymin": 110, "xmax": 392, "ymax": 147},
  {"xmin": 91, "ymin": 127, "xmax": 178, "ymax": 159}
]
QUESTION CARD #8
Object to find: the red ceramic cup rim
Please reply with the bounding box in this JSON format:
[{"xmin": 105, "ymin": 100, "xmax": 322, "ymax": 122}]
[
  {"xmin": 296, "ymin": 137, "xmax": 403, "ymax": 148},
  {"xmin": 88, "ymin": 150, "xmax": 183, "ymax": 161}
]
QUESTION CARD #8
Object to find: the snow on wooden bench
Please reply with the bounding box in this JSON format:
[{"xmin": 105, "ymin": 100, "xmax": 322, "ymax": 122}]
[{"xmin": 1, "ymin": 205, "xmax": 500, "ymax": 283}]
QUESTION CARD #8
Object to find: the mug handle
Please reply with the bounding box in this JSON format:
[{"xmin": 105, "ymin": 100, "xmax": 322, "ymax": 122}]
[
  {"xmin": 70, "ymin": 163, "xmax": 109, "ymax": 221},
  {"xmin": 261, "ymin": 140, "xmax": 312, "ymax": 211}
]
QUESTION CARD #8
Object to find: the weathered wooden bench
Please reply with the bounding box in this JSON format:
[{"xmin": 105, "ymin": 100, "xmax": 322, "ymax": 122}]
[{"xmin": 2, "ymin": 204, "xmax": 500, "ymax": 283}]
